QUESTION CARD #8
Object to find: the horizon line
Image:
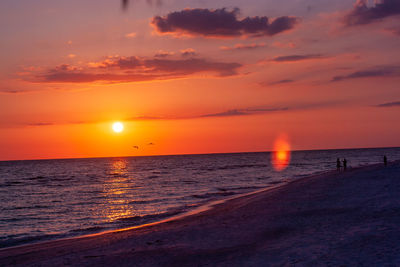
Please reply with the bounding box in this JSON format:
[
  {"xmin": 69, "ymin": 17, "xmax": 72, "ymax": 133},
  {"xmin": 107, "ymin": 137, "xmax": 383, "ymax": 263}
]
[{"xmin": 1, "ymin": 145, "xmax": 399, "ymax": 163}]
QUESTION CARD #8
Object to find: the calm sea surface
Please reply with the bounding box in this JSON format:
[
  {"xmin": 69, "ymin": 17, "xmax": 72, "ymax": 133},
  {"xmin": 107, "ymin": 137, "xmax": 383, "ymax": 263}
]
[{"xmin": 1, "ymin": 148, "xmax": 399, "ymax": 248}]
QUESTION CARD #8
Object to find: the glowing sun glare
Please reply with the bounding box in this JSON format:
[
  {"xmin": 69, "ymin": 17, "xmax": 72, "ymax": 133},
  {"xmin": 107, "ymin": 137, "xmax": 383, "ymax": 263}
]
[
  {"xmin": 112, "ymin": 122, "xmax": 124, "ymax": 133},
  {"xmin": 271, "ymin": 134, "xmax": 291, "ymax": 171}
]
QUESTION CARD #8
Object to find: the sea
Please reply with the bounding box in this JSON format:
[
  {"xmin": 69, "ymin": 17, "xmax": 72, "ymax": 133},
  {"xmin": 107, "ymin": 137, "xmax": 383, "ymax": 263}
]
[{"xmin": 1, "ymin": 147, "xmax": 399, "ymax": 248}]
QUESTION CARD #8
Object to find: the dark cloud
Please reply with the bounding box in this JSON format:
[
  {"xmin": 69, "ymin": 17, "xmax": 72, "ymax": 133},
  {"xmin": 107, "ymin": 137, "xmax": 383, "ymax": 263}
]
[
  {"xmin": 201, "ymin": 109, "xmax": 248, "ymax": 117},
  {"xmin": 260, "ymin": 79, "xmax": 295, "ymax": 86},
  {"xmin": 27, "ymin": 122, "xmax": 55, "ymax": 127},
  {"xmin": 200, "ymin": 107, "xmax": 288, "ymax": 118},
  {"xmin": 143, "ymin": 58, "xmax": 241, "ymax": 77},
  {"xmin": 0, "ymin": 89, "xmax": 25, "ymax": 94},
  {"xmin": 154, "ymin": 50, "xmax": 174, "ymax": 58},
  {"xmin": 220, "ymin": 43, "xmax": 266, "ymax": 51},
  {"xmin": 129, "ymin": 115, "xmax": 166, "ymax": 120},
  {"xmin": 131, "ymin": 106, "xmax": 289, "ymax": 120},
  {"xmin": 37, "ymin": 56, "xmax": 242, "ymax": 83},
  {"xmin": 375, "ymin": 101, "xmax": 400, "ymax": 107},
  {"xmin": 151, "ymin": 8, "xmax": 298, "ymax": 38},
  {"xmin": 344, "ymin": 0, "xmax": 400, "ymax": 26},
  {"xmin": 270, "ymin": 54, "xmax": 325, "ymax": 62},
  {"xmin": 332, "ymin": 65, "xmax": 400, "ymax": 81}
]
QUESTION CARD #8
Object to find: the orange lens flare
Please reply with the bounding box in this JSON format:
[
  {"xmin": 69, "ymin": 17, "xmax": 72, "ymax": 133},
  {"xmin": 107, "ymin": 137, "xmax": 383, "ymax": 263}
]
[{"xmin": 271, "ymin": 135, "xmax": 291, "ymax": 171}]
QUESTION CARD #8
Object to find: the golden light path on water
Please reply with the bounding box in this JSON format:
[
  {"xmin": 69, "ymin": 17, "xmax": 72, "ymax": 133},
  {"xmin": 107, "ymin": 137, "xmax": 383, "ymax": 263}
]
[
  {"xmin": 271, "ymin": 134, "xmax": 291, "ymax": 171},
  {"xmin": 101, "ymin": 159, "xmax": 136, "ymax": 222}
]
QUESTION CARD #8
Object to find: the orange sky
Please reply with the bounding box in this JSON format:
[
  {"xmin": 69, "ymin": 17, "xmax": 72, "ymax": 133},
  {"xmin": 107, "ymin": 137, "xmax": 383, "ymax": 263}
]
[{"xmin": 1, "ymin": 0, "xmax": 400, "ymax": 160}]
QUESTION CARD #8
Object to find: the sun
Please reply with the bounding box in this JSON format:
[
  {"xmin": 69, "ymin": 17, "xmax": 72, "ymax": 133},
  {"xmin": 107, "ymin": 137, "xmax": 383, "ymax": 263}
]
[{"xmin": 112, "ymin": 122, "xmax": 124, "ymax": 133}]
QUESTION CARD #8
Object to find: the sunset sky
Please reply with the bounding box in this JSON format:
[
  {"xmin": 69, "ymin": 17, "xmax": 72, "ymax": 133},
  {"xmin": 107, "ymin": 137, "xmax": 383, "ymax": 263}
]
[{"xmin": 1, "ymin": 0, "xmax": 400, "ymax": 160}]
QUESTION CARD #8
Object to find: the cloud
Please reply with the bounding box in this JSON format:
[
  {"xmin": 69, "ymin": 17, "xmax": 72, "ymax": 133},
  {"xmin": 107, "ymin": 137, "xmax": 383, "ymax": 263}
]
[
  {"xmin": 17, "ymin": 101, "xmax": 343, "ymax": 128},
  {"xmin": 125, "ymin": 32, "xmax": 137, "ymax": 38},
  {"xmin": 23, "ymin": 107, "xmax": 286, "ymax": 127},
  {"xmin": 0, "ymin": 87, "xmax": 47, "ymax": 94},
  {"xmin": 220, "ymin": 43, "xmax": 266, "ymax": 51},
  {"xmin": 272, "ymin": 41, "xmax": 296, "ymax": 49},
  {"xmin": 344, "ymin": 0, "xmax": 400, "ymax": 26},
  {"xmin": 270, "ymin": 54, "xmax": 326, "ymax": 62},
  {"xmin": 122, "ymin": 0, "xmax": 162, "ymax": 10},
  {"xmin": 27, "ymin": 122, "xmax": 55, "ymax": 127},
  {"xmin": 151, "ymin": 8, "xmax": 299, "ymax": 38},
  {"xmin": 154, "ymin": 50, "xmax": 175, "ymax": 57},
  {"xmin": 129, "ymin": 115, "xmax": 166, "ymax": 120},
  {"xmin": 0, "ymin": 89, "xmax": 26, "ymax": 94},
  {"xmin": 384, "ymin": 26, "xmax": 400, "ymax": 35},
  {"xmin": 35, "ymin": 56, "xmax": 242, "ymax": 83},
  {"xmin": 260, "ymin": 79, "xmax": 295, "ymax": 86},
  {"xmin": 375, "ymin": 101, "xmax": 400, "ymax": 107},
  {"xmin": 200, "ymin": 107, "xmax": 288, "ymax": 118},
  {"xmin": 180, "ymin": 48, "xmax": 196, "ymax": 57},
  {"xmin": 332, "ymin": 65, "xmax": 400, "ymax": 81},
  {"xmin": 130, "ymin": 106, "xmax": 290, "ymax": 120}
]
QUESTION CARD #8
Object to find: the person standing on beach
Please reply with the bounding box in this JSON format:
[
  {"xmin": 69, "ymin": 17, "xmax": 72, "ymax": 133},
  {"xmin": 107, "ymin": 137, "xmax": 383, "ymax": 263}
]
[
  {"xmin": 384, "ymin": 155, "xmax": 387, "ymax": 166},
  {"xmin": 337, "ymin": 158, "xmax": 341, "ymax": 171},
  {"xmin": 343, "ymin": 158, "xmax": 347, "ymax": 171}
]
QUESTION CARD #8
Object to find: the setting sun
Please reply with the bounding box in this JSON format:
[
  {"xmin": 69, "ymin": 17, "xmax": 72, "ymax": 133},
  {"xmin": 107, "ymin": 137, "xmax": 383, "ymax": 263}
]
[{"xmin": 112, "ymin": 122, "xmax": 124, "ymax": 133}]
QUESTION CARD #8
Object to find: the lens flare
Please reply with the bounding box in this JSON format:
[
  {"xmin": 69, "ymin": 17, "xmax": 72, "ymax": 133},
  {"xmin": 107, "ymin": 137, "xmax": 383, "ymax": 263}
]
[{"xmin": 271, "ymin": 135, "xmax": 291, "ymax": 171}]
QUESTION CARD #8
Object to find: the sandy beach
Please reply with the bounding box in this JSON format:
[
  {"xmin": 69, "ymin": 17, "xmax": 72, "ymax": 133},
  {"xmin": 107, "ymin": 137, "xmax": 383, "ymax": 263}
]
[{"xmin": 1, "ymin": 161, "xmax": 399, "ymax": 266}]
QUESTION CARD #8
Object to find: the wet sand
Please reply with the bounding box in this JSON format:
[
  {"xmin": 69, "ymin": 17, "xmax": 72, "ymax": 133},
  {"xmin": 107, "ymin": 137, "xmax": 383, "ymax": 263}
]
[{"xmin": 1, "ymin": 161, "xmax": 400, "ymax": 266}]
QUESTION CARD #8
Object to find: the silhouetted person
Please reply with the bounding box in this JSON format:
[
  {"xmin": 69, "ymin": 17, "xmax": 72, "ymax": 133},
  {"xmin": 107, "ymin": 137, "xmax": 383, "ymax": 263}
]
[
  {"xmin": 384, "ymin": 155, "xmax": 387, "ymax": 166},
  {"xmin": 336, "ymin": 158, "xmax": 341, "ymax": 171},
  {"xmin": 343, "ymin": 158, "xmax": 347, "ymax": 171}
]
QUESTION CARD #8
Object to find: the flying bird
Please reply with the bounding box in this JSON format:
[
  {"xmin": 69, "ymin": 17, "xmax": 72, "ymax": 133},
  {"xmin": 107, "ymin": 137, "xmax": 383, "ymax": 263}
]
[{"xmin": 133, "ymin": 145, "xmax": 139, "ymax": 149}]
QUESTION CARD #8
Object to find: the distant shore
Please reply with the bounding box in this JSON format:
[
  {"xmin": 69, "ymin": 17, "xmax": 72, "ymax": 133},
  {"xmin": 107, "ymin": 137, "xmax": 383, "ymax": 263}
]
[{"xmin": 1, "ymin": 161, "xmax": 399, "ymax": 266}]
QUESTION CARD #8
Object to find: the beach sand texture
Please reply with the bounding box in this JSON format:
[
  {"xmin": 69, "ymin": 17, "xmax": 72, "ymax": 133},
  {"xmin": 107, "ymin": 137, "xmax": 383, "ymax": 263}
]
[{"xmin": 1, "ymin": 162, "xmax": 399, "ymax": 266}]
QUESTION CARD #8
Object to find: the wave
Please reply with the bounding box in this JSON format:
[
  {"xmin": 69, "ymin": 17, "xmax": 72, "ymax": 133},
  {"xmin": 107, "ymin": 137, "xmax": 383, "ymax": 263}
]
[
  {"xmin": 69, "ymin": 226, "xmax": 106, "ymax": 233},
  {"xmin": 216, "ymin": 185, "xmax": 265, "ymax": 192},
  {"xmin": 115, "ymin": 210, "xmax": 182, "ymax": 224},
  {"xmin": 0, "ymin": 233, "xmax": 63, "ymax": 249},
  {"xmin": 0, "ymin": 181, "xmax": 24, "ymax": 187},
  {"xmin": 204, "ymin": 163, "xmax": 267, "ymax": 172},
  {"xmin": 268, "ymin": 181, "xmax": 282, "ymax": 185},
  {"xmin": 128, "ymin": 199, "xmax": 162, "ymax": 204},
  {"xmin": 191, "ymin": 191, "xmax": 236, "ymax": 199},
  {"xmin": 1, "ymin": 204, "xmax": 51, "ymax": 211}
]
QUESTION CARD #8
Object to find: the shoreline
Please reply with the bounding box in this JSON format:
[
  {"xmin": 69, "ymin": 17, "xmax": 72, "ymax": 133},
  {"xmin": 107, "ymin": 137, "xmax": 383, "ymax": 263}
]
[
  {"xmin": 0, "ymin": 166, "xmax": 337, "ymax": 251},
  {"xmin": 0, "ymin": 165, "xmax": 333, "ymax": 251},
  {"xmin": 1, "ymin": 161, "xmax": 399, "ymax": 265}
]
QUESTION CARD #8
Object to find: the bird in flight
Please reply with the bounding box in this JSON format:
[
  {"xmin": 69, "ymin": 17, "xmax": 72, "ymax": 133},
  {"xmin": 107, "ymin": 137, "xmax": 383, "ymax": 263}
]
[{"xmin": 133, "ymin": 145, "xmax": 139, "ymax": 149}]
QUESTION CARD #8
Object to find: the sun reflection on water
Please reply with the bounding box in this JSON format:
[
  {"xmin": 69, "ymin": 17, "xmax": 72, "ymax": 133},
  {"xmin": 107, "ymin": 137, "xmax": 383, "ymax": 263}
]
[{"xmin": 100, "ymin": 159, "xmax": 136, "ymax": 222}]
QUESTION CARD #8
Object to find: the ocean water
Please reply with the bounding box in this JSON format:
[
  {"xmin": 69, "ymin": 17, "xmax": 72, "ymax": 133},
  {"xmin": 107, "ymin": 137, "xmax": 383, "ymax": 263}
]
[{"xmin": 1, "ymin": 147, "xmax": 399, "ymax": 248}]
